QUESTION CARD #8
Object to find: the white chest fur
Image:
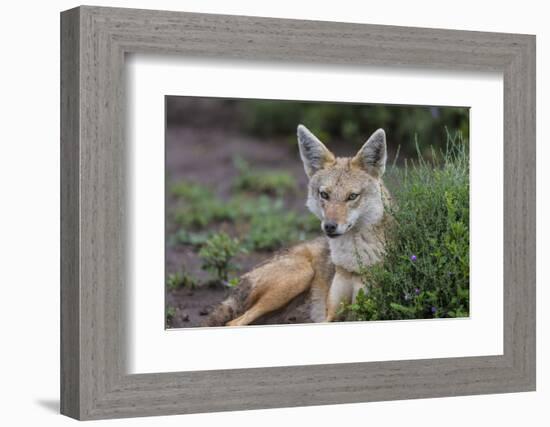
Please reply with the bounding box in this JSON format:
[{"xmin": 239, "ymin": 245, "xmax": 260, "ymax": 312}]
[{"xmin": 328, "ymin": 227, "xmax": 385, "ymax": 273}]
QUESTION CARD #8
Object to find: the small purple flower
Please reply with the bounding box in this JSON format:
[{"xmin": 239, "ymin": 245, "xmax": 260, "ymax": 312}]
[
  {"xmin": 410, "ymin": 254, "xmax": 417, "ymax": 262},
  {"xmin": 431, "ymin": 306, "xmax": 437, "ymax": 314},
  {"xmin": 414, "ymin": 288, "xmax": 420, "ymax": 295}
]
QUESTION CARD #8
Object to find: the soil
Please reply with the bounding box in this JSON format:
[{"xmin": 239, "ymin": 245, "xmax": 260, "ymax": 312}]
[{"xmin": 166, "ymin": 282, "xmax": 312, "ymax": 329}]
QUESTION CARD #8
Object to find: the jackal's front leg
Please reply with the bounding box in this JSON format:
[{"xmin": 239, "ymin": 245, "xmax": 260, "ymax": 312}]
[
  {"xmin": 325, "ymin": 269, "xmax": 365, "ymax": 322},
  {"xmin": 325, "ymin": 270, "xmax": 354, "ymax": 322}
]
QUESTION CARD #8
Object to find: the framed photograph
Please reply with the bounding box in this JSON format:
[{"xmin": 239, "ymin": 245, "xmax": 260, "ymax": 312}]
[
  {"xmin": 163, "ymin": 97, "xmax": 471, "ymax": 330},
  {"xmin": 60, "ymin": 6, "xmax": 536, "ymax": 420}
]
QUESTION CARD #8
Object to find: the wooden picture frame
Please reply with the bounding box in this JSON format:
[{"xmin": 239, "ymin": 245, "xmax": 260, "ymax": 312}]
[{"xmin": 60, "ymin": 5, "xmax": 536, "ymax": 420}]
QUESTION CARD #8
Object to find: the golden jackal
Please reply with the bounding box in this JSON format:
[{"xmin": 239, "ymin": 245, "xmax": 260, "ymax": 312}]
[{"xmin": 206, "ymin": 125, "xmax": 392, "ymax": 326}]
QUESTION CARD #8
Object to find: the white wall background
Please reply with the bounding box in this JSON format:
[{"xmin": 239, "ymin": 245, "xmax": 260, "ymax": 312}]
[{"xmin": 0, "ymin": 0, "xmax": 546, "ymax": 425}]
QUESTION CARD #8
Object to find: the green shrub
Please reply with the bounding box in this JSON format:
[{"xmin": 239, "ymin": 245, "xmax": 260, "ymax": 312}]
[
  {"xmin": 227, "ymin": 194, "xmax": 284, "ymax": 220},
  {"xmin": 344, "ymin": 131, "xmax": 469, "ymax": 321},
  {"xmin": 173, "ymin": 198, "xmax": 234, "ymax": 228},
  {"xmin": 166, "ymin": 306, "xmax": 176, "ymax": 324},
  {"xmin": 170, "ymin": 180, "xmax": 236, "ymax": 228},
  {"xmin": 232, "ymin": 156, "xmax": 296, "ymax": 196},
  {"xmin": 241, "ymin": 100, "xmax": 304, "ymax": 136},
  {"xmin": 166, "ymin": 271, "xmax": 197, "ymax": 290},
  {"xmin": 170, "ymin": 180, "xmax": 213, "ymax": 201},
  {"xmin": 298, "ymin": 213, "xmax": 322, "ymax": 234},
  {"xmin": 199, "ymin": 232, "xmax": 244, "ymax": 282},
  {"xmin": 245, "ymin": 210, "xmax": 302, "ymax": 251},
  {"xmin": 240, "ymin": 100, "xmax": 469, "ymax": 159},
  {"xmin": 235, "ymin": 195, "xmax": 318, "ymax": 251},
  {"xmin": 166, "ymin": 272, "xmax": 183, "ymax": 290},
  {"xmin": 169, "ymin": 229, "xmax": 211, "ymax": 247},
  {"xmin": 227, "ymin": 277, "xmax": 240, "ymax": 287},
  {"xmin": 169, "ymin": 178, "xmax": 321, "ymax": 262}
]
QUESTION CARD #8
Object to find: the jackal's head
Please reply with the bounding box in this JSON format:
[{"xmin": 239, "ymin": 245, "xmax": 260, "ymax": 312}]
[{"xmin": 297, "ymin": 124, "xmax": 387, "ymax": 238}]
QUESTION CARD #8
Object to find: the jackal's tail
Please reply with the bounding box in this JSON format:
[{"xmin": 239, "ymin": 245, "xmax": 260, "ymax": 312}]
[{"xmin": 203, "ymin": 278, "xmax": 253, "ymax": 327}]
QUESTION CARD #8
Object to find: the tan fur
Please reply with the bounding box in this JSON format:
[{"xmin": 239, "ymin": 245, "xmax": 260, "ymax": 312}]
[
  {"xmin": 206, "ymin": 238, "xmax": 334, "ymax": 327},
  {"xmin": 324, "ymin": 201, "xmax": 348, "ymax": 224},
  {"xmin": 325, "ymin": 267, "xmax": 364, "ymax": 321},
  {"xmin": 205, "ymin": 126, "xmax": 391, "ymax": 326}
]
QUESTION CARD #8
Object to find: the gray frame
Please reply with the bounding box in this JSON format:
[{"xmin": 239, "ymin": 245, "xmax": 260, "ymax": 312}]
[{"xmin": 60, "ymin": 5, "xmax": 536, "ymax": 420}]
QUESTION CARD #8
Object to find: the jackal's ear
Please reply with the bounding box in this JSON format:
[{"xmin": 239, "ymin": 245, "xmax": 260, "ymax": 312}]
[
  {"xmin": 351, "ymin": 128, "xmax": 387, "ymax": 177},
  {"xmin": 297, "ymin": 124, "xmax": 335, "ymax": 178}
]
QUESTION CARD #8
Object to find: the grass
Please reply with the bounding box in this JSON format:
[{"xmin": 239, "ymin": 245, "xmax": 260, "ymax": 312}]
[
  {"xmin": 168, "ymin": 160, "xmax": 317, "ymax": 286},
  {"xmin": 169, "ymin": 229, "xmax": 211, "ymax": 247},
  {"xmin": 198, "ymin": 232, "xmax": 244, "ymax": 282},
  {"xmin": 245, "ymin": 210, "xmax": 302, "ymax": 251},
  {"xmin": 343, "ymin": 131, "xmax": 469, "ymax": 320},
  {"xmin": 166, "ymin": 306, "xmax": 176, "ymax": 325},
  {"xmin": 166, "ymin": 271, "xmax": 197, "ymax": 290},
  {"xmin": 172, "ymin": 182, "xmax": 236, "ymax": 228},
  {"xmin": 234, "ymin": 195, "xmax": 318, "ymax": 251},
  {"xmin": 239, "ymin": 100, "xmax": 469, "ymax": 159},
  {"xmin": 171, "ymin": 180, "xmax": 213, "ymax": 201},
  {"xmin": 170, "ymin": 165, "xmax": 297, "ymax": 230},
  {"xmin": 232, "ymin": 156, "xmax": 296, "ymax": 196}
]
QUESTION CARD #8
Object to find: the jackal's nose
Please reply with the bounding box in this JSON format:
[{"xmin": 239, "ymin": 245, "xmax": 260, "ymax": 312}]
[{"xmin": 323, "ymin": 221, "xmax": 337, "ymax": 235}]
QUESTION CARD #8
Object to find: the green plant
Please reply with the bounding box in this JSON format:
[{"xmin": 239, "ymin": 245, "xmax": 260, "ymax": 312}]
[
  {"xmin": 344, "ymin": 130, "xmax": 470, "ymax": 321},
  {"xmin": 298, "ymin": 213, "xmax": 322, "ymax": 234},
  {"xmin": 166, "ymin": 272, "xmax": 183, "ymax": 290},
  {"xmin": 170, "ymin": 180, "xmax": 213, "ymax": 201},
  {"xmin": 169, "ymin": 229, "xmax": 211, "ymax": 247},
  {"xmin": 226, "ymin": 195, "xmax": 320, "ymax": 251},
  {"xmin": 227, "ymin": 277, "xmax": 240, "ymax": 287},
  {"xmin": 240, "ymin": 100, "xmax": 469, "ymax": 159},
  {"xmin": 232, "ymin": 156, "xmax": 296, "ymax": 196},
  {"xmin": 166, "ymin": 271, "xmax": 197, "ymax": 290},
  {"xmin": 166, "ymin": 306, "xmax": 176, "ymax": 324},
  {"xmin": 173, "ymin": 198, "xmax": 234, "ymax": 228},
  {"xmin": 169, "ymin": 176, "xmax": 318, "ymax": 253},
  {"xmin": 170, "ymin": 180, "xmax": 236, "ymax": 228},
  {"xmin": 245, "ymin": 211, "xmax": 298, "ymax": 251},
  {"xmin": 170, "ymin": 180, "xmax": 240, "ymax": 229},
  {"xmin": 240, "ymin": 193, "xmax": 318, "ymax": 252},
  {"xmin": 199, "ymin": 232, "xmax": 244, "ymax": 282},
  {"xmin": 241, "ymin": 100, "xmax": 304, "ymax": 137},
  {"xmin": 225, "ymin": 194, "xmax": 283, "ymax": 219}
]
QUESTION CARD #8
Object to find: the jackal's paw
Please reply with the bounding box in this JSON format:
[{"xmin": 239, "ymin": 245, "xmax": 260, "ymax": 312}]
[{"xmin": 226, "ymin": 318, "xmax": 241, "ymax": 327}]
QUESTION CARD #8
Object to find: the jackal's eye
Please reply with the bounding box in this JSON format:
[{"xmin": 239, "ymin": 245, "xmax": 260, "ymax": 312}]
[
  {"xmin": 347, "ymin": 192, "xmax": 360, "ymax": 201},
  {"xmin": 319, "ymin": 191, "xmax": 329, "ymax": 200}
]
